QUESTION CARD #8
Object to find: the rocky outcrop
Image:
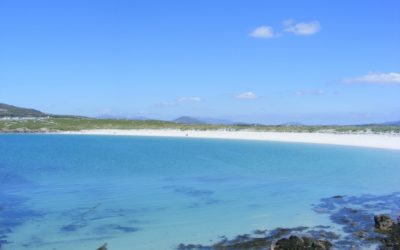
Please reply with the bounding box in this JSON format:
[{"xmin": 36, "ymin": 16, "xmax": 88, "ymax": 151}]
[
  {"xmin": 374, "ymin": 214, "xmax": 400, "ymax": 250},
  {"xmin": 274, "ymin": 235, "xmax": 332, "ymax": 250},
  {"xmin": 96, "ymin": 243, "xmax": 107, "ymax": 250},
  {"xmin": 374, "ymin": 214, "xmax": 394, "ymax": 231},
  {"xmin": 177, "ymin": 193, "xmax": 400, "ymax": 250}
]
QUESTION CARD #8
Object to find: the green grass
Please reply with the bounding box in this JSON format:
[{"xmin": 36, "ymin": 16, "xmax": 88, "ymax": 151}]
[{"xmin": 1, "ymin": 117, "xmax": 400, "ymax": 134}]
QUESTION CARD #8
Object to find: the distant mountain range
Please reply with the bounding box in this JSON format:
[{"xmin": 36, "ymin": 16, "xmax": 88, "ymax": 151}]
[
  {"xmin": 173, "ymin": 116, "xmax": 238, "ymax": 125},
  {"xmin": 173, "ymin": 116, "xmax": 207, "ymax": 125},
  {"xmin": 1, "ymin": 103, "xmax": 400, "ymax": 127},
  {"xmin": 382, "ymin": 120, "xmax": 400, "ymax": 126},
  {"xmin": 198, "ymin": 117, "xmax": 236, "ymax": 125},
  {"xmin": 95, "ymin": 114, "xmax": 147, "ymax": 120},
  {"xmin": 172, "ymin": 116, "xmax": 305, "ymax": 126},
  {"xmin": 0, "ymin": 103, "xmax": 48, "ymax": 117},
  {"xmin": 281, "ymin": 122, "xmax": 303, "ymax": 126}
]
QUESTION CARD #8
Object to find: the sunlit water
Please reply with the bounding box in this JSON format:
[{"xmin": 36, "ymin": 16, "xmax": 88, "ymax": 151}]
[{"xmin": 1, "ymin": 134, "xmax": 400, "ymax": 249}]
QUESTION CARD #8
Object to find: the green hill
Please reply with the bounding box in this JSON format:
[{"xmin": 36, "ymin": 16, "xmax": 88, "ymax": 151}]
[
  {"xmin": 173, "ymin": 116, "xmax": 207, "ymax": 125},
  {"xmin": 0, "ymin": 103, "xmax": 47, "ymax": 117}
]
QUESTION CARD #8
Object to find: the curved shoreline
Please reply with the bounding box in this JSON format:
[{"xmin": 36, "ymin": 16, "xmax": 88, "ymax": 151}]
[{"xmin": 55, "ymin": 129, "xmax": 400, "ymax": 151}]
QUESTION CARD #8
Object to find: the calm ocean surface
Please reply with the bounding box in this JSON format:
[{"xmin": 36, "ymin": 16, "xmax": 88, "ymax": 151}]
[{"xmin": 1, "ymin": 134, "xmax": 400, "ymax": 249}]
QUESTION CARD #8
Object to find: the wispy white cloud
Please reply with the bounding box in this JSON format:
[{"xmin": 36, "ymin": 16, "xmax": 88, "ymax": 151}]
[
  {"xmin": 250, "ymin": 20, "xmax": 320, "ymax": 39},
  {"xmin": 283, "ymin": 20, "xmax": 321, "ymax": 35},
  {"xmin": 234, "ymin": 91, "xmax": 258, "ymax": 99},
  {"xmin": 250, "ymin": 26, "xmax": 275, "ymax": 38},
  {"xmin": 343, "ymin": 72, "xmax": 400, "ymax": 84},
  {"xmin": 294, "ymin": 89, "xmax": 326, "ymax": 96},
  {"xmin": 176, "ymin": 97, "xmax": 201, "ymax": 102},
  {"xmin": 160, "ymin": 96, "xmax": 201, "ymax": 106}
]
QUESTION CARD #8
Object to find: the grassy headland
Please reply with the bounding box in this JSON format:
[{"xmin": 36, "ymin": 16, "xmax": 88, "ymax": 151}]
[{"xmin": 1, "ymin": 117, "xmax": 400, "ymax": 134}]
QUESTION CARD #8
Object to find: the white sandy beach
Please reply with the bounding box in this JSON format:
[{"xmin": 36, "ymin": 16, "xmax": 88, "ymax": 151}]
[{"xmin": 58, "ymin": 129, "xmax": 400, "ymax": 151}]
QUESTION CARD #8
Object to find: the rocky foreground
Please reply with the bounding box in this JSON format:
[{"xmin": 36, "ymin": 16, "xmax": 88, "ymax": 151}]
[
  {"xmin": 174, "ymin": 216, "xmax": 399, "ymax": 250},
  {"xmin": 175, "ymin": 193, "xmax": 400, "ymax": 250}
]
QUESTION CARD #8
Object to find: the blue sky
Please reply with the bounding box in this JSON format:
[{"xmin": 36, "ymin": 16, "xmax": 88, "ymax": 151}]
[{"xmin": 0, "ymin": 0, "xmax": 399, "ymax": 124}]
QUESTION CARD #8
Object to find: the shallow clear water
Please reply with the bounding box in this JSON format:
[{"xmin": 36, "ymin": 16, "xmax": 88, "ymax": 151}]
[{"xmin": 1, "ymin": 134, "xmax": 400, "ymax": 249}]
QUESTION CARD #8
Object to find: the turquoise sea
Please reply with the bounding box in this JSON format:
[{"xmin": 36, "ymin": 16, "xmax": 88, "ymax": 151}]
[{"xmin": 1, "ymin": 134, "xmax": 400, "ymax": 249}]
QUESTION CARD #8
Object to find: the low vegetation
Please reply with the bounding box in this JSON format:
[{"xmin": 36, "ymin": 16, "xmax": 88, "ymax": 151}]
[
  {"xmin": 0, "ymin": 103, "xmax": 46, "ymax": 117},
  {"xmin": 1, "ymin": 117, "xmax": 400, "ymax": 134}
]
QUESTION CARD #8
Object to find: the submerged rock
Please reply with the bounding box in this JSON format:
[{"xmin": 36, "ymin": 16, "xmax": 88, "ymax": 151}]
[
  {"xmin": 176, "ymin": 243, "xmax": 209, "ymax": 250},
  {"xmin": 375, "ymin": 215, "xmax": 394, "ymax": 231},
  {"xmin": 0, "ymin": 186, "xmax": 43, "ymax": 249},
  {"xmin": 96, "ymin": 243, "xmax": 107, "ymax": 250}
]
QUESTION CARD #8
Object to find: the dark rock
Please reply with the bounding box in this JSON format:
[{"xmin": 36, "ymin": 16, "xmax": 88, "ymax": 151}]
[
  {"xmin": 271, "ymin": 227, "xmax": 293, "ymax": 238},
  {"xmin": 96, "ymin": 243, "xmax": 107, "ymax": 250},
  {"xmin": 274, "ymin": 235, "xmax": 304, "ymax": 249},
  {"xmin": 253, "ymin": 229, "xmax": 268, "ymax": 235},
  {"xmin": 314, "ymin": 225, "xmax": 330, "ymax": 229},
  {"xmin": 354, "ymin": 230, "xmax": 366, "ymax": 238},
  {"xmin": 306, "ymin": 230, "xmax": 340, "ymax": 240},
  {"xmin": 378, "ymin": 219, "xmax": 400, "ymax": 249},
  {"xmin": 215, "ymin": 236, "xmax": 271, "ymax": 249},
  {"xmin": 375, "ymin": 215, "xmax": 394, "ymax": 231},
  {"xmin": 178, "ymin": 193, "xmax": 400, "ymax": 250},
  {"xmin": 176, "ymin": 243, "xmax": 210, "ymax": 250},
  {"xmin": 177, "ymin": 226, "xmax": 335, "ymax": 250},
  {"xmin": 274, "ymin": 235, "xmax": 332, "ymax": 250},
  {"xmin": 333, "ymin": 195, "xmax": 343, "ymax": 199}
]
